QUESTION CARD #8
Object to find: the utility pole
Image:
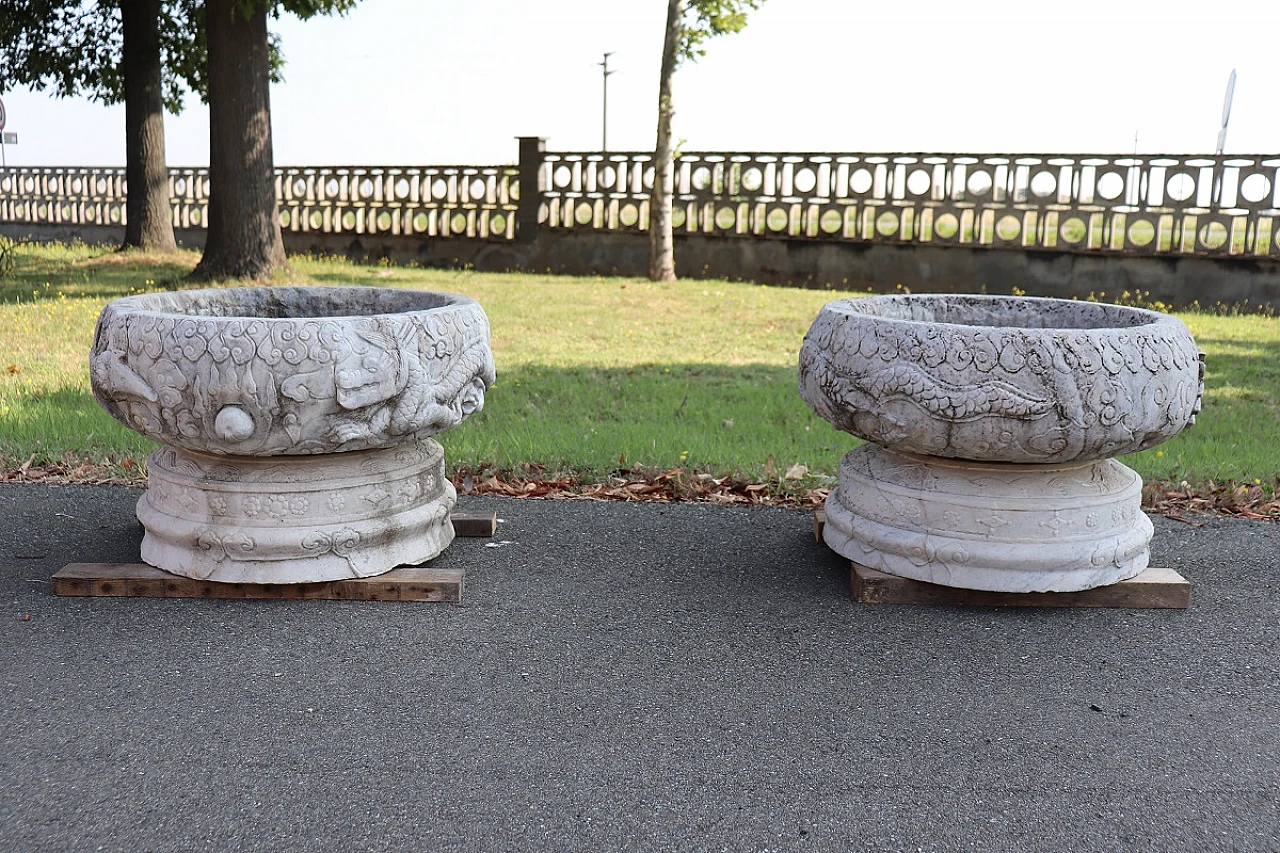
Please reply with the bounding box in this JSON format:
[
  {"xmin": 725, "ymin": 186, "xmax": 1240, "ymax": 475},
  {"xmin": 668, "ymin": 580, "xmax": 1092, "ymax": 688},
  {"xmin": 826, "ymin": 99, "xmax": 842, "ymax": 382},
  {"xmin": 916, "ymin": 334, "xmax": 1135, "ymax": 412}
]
[{"xmin": 599, "ymin": 52, "xmax": 616, "ymax": 151}]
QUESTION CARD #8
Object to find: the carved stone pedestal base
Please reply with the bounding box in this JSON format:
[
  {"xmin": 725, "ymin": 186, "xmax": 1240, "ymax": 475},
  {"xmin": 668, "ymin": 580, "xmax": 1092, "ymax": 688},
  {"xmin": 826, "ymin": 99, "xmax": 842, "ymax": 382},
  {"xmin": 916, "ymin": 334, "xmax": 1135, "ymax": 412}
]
[
  {"xmin": 137, "ymin": 439, "xmax": 456, "ymax": 584},
  {"xmin": 822, "ymin": 444, "xmax": 1153, "ymax": 593}
]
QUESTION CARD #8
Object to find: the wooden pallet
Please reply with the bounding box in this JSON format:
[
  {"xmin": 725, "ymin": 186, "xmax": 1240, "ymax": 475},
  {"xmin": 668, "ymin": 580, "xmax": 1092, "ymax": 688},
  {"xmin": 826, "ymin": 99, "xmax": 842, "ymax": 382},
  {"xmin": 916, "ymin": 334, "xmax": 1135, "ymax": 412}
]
[
  {"xmin": 815, "ymin": 511, "xmax": 1191, "ymax": 609},
  {"xmin": 52, "ymin": 510, "xmax": 499, "ymax": 603}
]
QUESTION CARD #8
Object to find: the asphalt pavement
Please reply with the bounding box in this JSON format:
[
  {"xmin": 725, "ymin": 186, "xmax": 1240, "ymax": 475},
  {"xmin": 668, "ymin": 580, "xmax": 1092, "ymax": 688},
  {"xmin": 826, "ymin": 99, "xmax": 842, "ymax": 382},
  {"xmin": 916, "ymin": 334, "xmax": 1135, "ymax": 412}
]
[{"xmin": 1, "ymin": 483, "xmax": 1278, "ymax": 852}]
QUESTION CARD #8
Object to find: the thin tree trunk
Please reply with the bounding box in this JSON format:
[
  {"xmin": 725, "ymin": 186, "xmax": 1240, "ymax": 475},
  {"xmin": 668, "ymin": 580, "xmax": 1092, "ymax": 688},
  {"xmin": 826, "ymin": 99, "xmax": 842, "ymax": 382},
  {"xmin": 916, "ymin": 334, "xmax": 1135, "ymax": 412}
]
[
  {"xmin": 191, "ymin": 0, "xmax": 287, "ymax": 281},
  {"xmin": 121, "ymin": 0, "xmax": 176, "ymax": 251},
  {"xmin": 648, "ymin": 0, "xmax": 683, "ymax": 282}
]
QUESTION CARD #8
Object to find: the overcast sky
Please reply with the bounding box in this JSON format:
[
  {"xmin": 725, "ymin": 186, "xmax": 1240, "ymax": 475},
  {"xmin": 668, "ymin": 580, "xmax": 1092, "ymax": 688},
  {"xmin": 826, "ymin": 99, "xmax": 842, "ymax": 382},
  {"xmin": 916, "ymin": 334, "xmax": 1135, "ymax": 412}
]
[{"xmin": 0, "ymin": 0, "xmax": 1272, "ymax": 167}]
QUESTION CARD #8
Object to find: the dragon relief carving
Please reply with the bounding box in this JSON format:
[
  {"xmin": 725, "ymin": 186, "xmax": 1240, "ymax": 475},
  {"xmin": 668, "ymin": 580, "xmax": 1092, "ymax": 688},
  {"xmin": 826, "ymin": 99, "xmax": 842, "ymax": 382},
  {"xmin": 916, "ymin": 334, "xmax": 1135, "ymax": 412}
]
[{"xmin": 90, "ymin": 293, "xmax": 495, "ymax": 456}]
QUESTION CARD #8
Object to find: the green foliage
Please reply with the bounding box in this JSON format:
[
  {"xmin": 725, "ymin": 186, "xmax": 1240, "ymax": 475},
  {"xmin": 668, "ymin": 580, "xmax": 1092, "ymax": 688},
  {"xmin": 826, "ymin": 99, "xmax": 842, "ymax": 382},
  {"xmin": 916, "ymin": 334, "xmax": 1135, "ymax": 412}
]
[
  {"xmin": 0, "ymin": 0, "xmax": 206, "ymax": 113},
  {"xmin": 2, "ymin": 243, "xmax": 1279, "ymax": 499},
  {"xmin": 0, "ymin": 0, "xmax": 355, "ymax": 110},
  {"xmin": 678, "ymin": 0, "xmax": 764, "ymax": 63}
]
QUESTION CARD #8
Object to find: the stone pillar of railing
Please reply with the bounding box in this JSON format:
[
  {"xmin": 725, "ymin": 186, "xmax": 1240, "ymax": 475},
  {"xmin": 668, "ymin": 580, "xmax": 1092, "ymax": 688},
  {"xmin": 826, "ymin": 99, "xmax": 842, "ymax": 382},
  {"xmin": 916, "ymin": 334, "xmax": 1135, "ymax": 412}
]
[{"xmin": 516, "ymin": 136, "xmax": 546, "ymax": 243}]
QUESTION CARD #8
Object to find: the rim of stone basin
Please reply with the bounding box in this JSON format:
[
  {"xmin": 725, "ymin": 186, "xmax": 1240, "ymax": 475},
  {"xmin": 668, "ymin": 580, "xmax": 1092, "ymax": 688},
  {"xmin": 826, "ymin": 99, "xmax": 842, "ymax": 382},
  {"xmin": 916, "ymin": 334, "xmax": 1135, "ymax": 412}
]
[
  {"xmin": 95, "ymin": 284, "xmax": 479, "ymax": 320},
  {"xmin": 818, "ymin": 293, "xmax": 1178, "ymax": 332}
]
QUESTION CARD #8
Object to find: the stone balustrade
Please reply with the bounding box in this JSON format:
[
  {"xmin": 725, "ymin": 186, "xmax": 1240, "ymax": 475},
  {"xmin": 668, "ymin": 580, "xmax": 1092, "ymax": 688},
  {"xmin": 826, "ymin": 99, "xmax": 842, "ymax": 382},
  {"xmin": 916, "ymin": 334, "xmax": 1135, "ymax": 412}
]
[{"xmin": 3, "ymin": 142, "xmax": 1279, "ymax": 261}]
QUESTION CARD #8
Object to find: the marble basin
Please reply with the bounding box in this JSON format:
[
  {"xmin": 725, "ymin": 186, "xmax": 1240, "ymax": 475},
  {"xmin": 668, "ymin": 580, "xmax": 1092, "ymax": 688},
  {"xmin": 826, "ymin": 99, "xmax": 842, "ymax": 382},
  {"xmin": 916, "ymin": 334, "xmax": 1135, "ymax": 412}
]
[
  {"xmin": 799, "ymin": 294, "xmax": 1204, "ymax": 593},
  {"xmin": 799, "ymin": 294, "xmax": 1202, "ymax": 464},
  {"xmin": 91, "ymin": 286, "xmax": 494, "ymax": 456},
  {"xmin": 90, "ymin": 286, "xmax": 495, "ymax": 584}
]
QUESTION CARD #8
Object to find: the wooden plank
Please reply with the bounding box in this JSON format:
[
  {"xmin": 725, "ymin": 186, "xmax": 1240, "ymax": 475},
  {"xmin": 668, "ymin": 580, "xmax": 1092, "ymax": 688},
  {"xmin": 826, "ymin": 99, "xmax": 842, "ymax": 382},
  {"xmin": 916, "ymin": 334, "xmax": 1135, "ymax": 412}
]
[
  {"xmin": 451, "ymin": 510, "xmax": 497, "ymax": 538},
  {"xmin": 851, "ymin": 563, "xmax": 1190, "ymax": 609},
  {"xmin": 52, "ymin": 563, "xmax": 463, "ymax": 603}
]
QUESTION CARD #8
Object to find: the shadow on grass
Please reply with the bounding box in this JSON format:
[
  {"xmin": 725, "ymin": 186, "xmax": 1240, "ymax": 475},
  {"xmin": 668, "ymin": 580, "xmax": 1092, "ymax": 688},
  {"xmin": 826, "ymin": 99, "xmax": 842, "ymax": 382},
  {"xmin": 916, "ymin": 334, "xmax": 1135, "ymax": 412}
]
[{"xmin": 0, "ymin": 247, "xmax": 196, "ymax": 305}]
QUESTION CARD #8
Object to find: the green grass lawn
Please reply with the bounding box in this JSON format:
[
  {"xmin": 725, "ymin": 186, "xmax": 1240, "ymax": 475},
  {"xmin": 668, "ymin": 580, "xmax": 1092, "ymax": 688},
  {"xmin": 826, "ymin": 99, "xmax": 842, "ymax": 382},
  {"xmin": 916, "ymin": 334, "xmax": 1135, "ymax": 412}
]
[{"xmin": 2, "ymin": 241, "xmax": 1278, "ymax": 509}]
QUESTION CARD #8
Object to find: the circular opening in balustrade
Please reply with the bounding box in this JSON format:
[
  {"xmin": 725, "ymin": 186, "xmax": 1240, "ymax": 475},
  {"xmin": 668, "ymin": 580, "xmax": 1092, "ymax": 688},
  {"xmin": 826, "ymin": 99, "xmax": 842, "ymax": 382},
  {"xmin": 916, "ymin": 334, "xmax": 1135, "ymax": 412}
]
[
  {"xmin": 575, "ymin": 202, "xmax": 594, "ymax": 225},
  {"xmin": 174, "ymin": 177, "xmax": 187, "ymax": 195},
  {"xmin": 413, "ymin": 212, "xmax": 429, "ymax": 231},
  {"xmin": 96, "ymin": 178, "xmax": 108, "ymax": 194},
  {"xmin": 819, "ymin": 209, "xmax": 844, "ymax": 234},
  {"xmin": 905, "ymin": 169, "xmax": 931, "ymax": 196},
  {"xmin": 431, "ymin": 179, "xmax": 448, "ymax": 199},
  {"xmin": 1030, "ymin": 171, "xmax": 1057, "ymax": 198},
  {"xmin": 875, "ymin": 210, "xmax": 899, "ymax": 236},
  {"xmin": 966, "ymin": 171, "xmax": 992, "ymax": 196},
  {"xmin": 309, "ymin": 210, "xmax": 324, "ymax": 229},
  {"xmin": 671, "ymin": 207, "xmax": 687, "ymax": 228},
  {"xmin": 469, "ymin": 178, "xmax": 486, "ymax": 199},
  {"xmin": 451, "ymin": 212, "xmax": 469, "ymax": 232},
  {"xmin": 342, "ymin": 211, "xmax": 356, "ymax": 229},
  {"xmin": 189, "ymin": 208, "xmax": 201, "ymax": 225},
  {"xmin": 996, "ymin": 215, "xmax": 1022, "ymax": 241},
  {"xmin": 1128, "ymin": 219, "xmax": 1155, "ymax": 246},
  {"xmin": 1095, "ymin": 172, "xmax": 1124, "ymax": 200},
  {"xmin": 71, "ymin": 177, "xmax": 83, "ymax": 194},
  {"xmin": 643, "ymin": 167, "xmax": 655, "ymax": 189},
  {"xmin": 933, "ymin": 213, "xmax": 959, "ymax": 239},
  {"xmin": 691, "ymin": 167, "xmax": 712, "ymax": 191},
  {"xmin": 598, "ymin": 166, "xmax": 617, "ymax": 188},
  {"xmin": 1198, "ymin": 221, "xmax": 1228, "ymax": 249},
  {"xmin": 359, "ymin": 178, "xmax": 375, "ymax": 198},
  {"xmin": 395, "ymin": 178, "xmax": 411, "ymax": 199},
  {"xmin": 793, "ymin": 168, "xmax": 817, "ymax": 194},
  {"xmin": 293, "ymin": 178, "xmax": 307, "ymax": 197},
  {"xmin": 619, "ymin": 204, "xmax": 639, "ymax": 227},
  {"xmin": 741, "ymin": 167, "xmax": 763, "ymax": 192},
  {"xmin": 1059, "ymin": 217, "xmax": 1086, "ymax": 243},
  {"xmin": 714, "ymin": 206, "xmax": 737, "ymax": 229},
  {"xmin": 326, "ymin": 178, "xmax": 340, "ymax": 196},
  {"xmin": 490, "ymin": 213, "xmax": 506, "ymax": 233},
  {"xmin": 850, "ymin": 169, "xmax": 873, "ymax": 194},
  {"xmin": 1240, "ymin": 173, "xmax": 1271, "ymax": 203},
  {"xmin": 279, "ymin": 210, "xmax": 291, "ymax": 227},
  {"xmin": 766, "ymin": 208, "xmax": 789, "ymax": 232},
  {"xmin": 1164, "ymin": 173, "xmax": 1195, "ymax": 202},
  {"xmin": 377, "ymin": 211, "xmax": 392, "ymax": 230},
  {"xmin": 111, "ymin": 206, "xmax": 122, "ymax": 223},
  {"xmin": 553, "ymin": 166, "xmax": 572, "ymax": 188}
]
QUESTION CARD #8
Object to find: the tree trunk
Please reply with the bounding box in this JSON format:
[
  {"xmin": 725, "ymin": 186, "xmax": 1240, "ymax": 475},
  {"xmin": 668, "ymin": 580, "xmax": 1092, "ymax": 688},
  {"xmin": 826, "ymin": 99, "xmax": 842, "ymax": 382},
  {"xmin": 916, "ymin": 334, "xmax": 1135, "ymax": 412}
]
[
  {"xmin": 191, "ymin": 0, "xmax": 287, "ymax": 281},
  {"xmin": 120, "ymin": 0, "xmax": 176, "ymax": 252},
  {"xmin": 648, "ymin": 0, "xmax": 683, "ymax": 282}
]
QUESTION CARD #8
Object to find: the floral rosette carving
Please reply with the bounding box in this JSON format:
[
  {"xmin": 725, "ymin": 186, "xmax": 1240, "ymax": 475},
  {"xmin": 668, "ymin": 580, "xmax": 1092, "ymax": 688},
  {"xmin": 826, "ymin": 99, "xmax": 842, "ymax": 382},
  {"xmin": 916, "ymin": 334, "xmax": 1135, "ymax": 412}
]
[
  {"xmin": 90, "ymin": 286, "xmax": 496, "ymax": 456},
  {"xmin": 799, "ymin": 294, "xmax": 1203, "ymax": 463}
]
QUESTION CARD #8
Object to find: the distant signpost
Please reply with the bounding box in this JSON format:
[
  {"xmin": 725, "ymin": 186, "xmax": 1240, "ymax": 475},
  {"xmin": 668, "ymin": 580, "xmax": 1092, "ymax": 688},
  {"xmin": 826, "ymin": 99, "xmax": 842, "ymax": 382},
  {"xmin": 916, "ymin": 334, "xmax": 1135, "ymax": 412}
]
[{"xmin": 0, "ymin": 97, "xmax": 9, "ymax": 167}]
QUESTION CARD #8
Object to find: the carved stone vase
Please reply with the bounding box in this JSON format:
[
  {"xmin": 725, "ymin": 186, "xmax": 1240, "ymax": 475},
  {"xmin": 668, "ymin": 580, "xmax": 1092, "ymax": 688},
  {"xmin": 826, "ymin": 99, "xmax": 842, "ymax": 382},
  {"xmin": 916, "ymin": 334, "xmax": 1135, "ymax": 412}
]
[
  {"xmin": 799, "ymin": 294, "xmax": 1204, "ymax": 593},
  {"xmin": 90, "ymin": 286, "xmax": 495, "ymax": 584}
]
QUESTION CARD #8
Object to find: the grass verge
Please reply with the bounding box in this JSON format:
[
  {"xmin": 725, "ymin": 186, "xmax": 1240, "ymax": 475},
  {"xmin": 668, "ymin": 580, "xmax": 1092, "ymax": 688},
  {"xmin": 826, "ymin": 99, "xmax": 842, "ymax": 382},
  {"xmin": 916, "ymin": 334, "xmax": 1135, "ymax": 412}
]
[{"xmin": 1, "ymin": 241, "xmax": 1278, "ymax": 515}]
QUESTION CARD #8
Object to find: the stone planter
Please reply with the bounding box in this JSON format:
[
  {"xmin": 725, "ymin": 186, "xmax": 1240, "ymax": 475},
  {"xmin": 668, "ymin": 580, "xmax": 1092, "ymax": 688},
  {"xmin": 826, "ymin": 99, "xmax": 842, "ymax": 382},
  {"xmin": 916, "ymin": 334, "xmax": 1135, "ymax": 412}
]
[
  {"xmin": 90, "ymin": 286, "xmax": 495, "ymax": 584},
  {"xmin": 799, "ymin": 294, "xmax": 1204, "ymax": 593}
]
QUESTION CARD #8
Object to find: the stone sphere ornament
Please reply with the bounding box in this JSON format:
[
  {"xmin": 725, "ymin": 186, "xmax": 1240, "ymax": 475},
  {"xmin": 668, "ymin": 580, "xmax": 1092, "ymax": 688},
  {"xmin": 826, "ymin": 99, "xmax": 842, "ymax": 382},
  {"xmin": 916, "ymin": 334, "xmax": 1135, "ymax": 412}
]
[
  {"xmin": 90, "ymin": 286, "xmax": 495, "ymax": 584},
  {"xmin": 799, "ymin": 294, "xmax": 1204, "ymax": 593}
]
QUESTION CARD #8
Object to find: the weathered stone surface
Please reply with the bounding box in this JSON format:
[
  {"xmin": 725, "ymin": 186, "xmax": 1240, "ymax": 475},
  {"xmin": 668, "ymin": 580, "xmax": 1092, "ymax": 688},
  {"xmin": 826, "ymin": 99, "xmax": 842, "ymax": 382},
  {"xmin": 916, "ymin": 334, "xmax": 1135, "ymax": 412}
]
[
  {"xmin": 90, "ymin": 285, "xmax": 493, "ymax": 583},
  {"xmin": 90, "ymin": 286, "xmax": 495, "ymax": 456},
  {"xmin": 800, "ymin": 294, "xmax": 1203, "ymax": 593},
  {"xmin": 138, "ymin": 439, "xmax": 455, "ymax": 584},
  {"xmin": 823, "ymin": 445, "xmax": 1152, "ymax": 593},
  {"xmin": 799, "ymin": 294, "xmax": 1203, "ymax": 464}
]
